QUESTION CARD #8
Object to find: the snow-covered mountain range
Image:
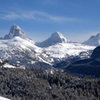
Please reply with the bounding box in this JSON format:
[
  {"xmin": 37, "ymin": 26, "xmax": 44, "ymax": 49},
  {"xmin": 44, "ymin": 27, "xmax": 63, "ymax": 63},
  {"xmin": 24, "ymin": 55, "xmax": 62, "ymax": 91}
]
[
  {"xmin": 83, "ymin": 33, "xmax": 100, "ymax": 46},
  {"xmin": 0, "ymin": 25, "xmax": 95, "ymax": 69}
]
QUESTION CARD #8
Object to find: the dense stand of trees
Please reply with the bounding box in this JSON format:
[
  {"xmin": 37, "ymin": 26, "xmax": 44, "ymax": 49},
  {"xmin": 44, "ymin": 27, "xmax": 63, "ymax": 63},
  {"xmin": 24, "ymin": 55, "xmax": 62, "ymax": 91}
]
[{"xmin": 0, "ymin": 68, "xmax": 99, "ymax": 100}]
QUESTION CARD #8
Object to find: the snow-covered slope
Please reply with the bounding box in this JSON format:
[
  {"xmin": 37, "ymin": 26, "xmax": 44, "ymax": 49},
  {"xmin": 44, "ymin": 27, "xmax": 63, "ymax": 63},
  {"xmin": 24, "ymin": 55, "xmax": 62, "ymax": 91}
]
[
  {"xmin": 41, "ymin": 42, "xmax": 95, "ymax": 64},
  {"xmin": 0, "ymin": 36, "xmax": 94, "ymax": 69},
  {"xmin": 2, "ymin": 63, "xmax": 16, "ymax": 68},
  {"xmin": 0, "ymin": 96, "xmax": 10, "ymax": 100},
  {"xmin": 35, "ymin": 32, "xmax": 67, "ymax": 47},
  {"xmin": 83, "ymin": 33, "xmax": 100, "ymax": 46},
  {"xmin": 0, "ymin": 37, "xmax": 52, "ymax": 69},
  {"xmin": 35, "ymin": 31, "xmax": 94, "ymax": 64}
]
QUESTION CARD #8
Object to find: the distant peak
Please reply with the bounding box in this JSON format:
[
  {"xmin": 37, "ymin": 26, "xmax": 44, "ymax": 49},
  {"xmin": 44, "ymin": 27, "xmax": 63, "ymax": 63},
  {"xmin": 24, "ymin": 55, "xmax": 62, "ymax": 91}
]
[
  {"xmin": 51, "ymin": 32, "xmax": 63, "ymax": 36},
  {"xmin": 11, "ymin": 24, "xmax": 22, "ymax": 30},
  {"xmin": 52, "ymin": 32, "xmax": 62, "ymax": 35},
  {"xmin": 35, "ymin": 32, "xmax": 67, "ymax": 47},
  {"xmin": 9, "ymin": 24, "xmax": 24, "ymax": 34},
  {"xmin": 51, "ymin": 32, "xmax": 66, "ymax": 39},
  {"xmin": 83, "ymin": 33, "xmax": 100, "ymax": 46},
  {"xmin": 51, "ymin": 32, "xmax": 67, "ymax": 42},
  {"xmin": 4, "ymin": 24, "xmax": 27, "ymax": 39}
]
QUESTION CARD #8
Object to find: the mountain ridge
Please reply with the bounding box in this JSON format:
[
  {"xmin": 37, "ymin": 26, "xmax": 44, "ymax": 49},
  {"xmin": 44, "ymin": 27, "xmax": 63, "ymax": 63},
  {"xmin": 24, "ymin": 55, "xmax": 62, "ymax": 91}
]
[
  {"xmin": 0, "ymin": 25, "xmax": 95, "ymax": 70},
  {"xmin": 83, "ymin": 33, "xmax": 100, "ymax": 46}
]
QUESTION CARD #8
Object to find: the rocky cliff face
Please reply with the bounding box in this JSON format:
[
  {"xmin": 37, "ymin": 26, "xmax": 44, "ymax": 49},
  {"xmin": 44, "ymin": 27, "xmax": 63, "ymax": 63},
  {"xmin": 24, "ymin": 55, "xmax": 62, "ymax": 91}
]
[{"xmin": 4, "ymin": 25, "xmax": 27, "ymax": 39}]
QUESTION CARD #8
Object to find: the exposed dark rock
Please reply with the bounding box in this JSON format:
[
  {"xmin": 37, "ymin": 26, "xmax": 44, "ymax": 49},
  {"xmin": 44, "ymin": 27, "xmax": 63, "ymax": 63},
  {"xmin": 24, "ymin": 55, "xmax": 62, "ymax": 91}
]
[{"xmin": 4, "ymin": 25, "xmax": 27, "ymax": 39}]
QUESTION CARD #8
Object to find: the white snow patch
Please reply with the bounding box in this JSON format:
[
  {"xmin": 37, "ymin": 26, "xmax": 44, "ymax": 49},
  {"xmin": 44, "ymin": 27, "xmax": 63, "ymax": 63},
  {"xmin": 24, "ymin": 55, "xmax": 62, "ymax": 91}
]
[
  {"xmin": 0, "ymin": 96, "xmax": 10, "ymax": 100},
  {"xmin": 3, "ymin": 63, "xmax": 16, "ymax": 68},
  {"xmin": 31, "ymin": 61, "xmax": 36, "ymax": 64},
  {"xmin": 43, "ymin": 43, "xmax": 95, "ymax": 58}
]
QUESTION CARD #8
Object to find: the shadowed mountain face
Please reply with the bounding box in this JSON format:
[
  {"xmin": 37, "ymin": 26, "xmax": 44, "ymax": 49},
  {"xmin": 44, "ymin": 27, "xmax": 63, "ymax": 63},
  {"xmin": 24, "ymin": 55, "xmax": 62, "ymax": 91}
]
[
  {"xmin": 35, "ymin": 32, "xmax": 67, "ymax": 47},
  {"xmin": 91, "ymin": 46, "xmax": 100, "ymax": 59},
  {"xmin": 4, "ymin": 25, "xmax": 27, "ymax": 39},
  {"xmin": 66, "ymin": 46, "xmax": 100, "ymax": 77}
]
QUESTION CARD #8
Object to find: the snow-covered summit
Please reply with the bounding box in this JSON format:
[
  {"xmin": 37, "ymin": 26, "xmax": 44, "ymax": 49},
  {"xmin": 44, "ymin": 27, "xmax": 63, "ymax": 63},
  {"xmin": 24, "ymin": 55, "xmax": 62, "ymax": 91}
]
[
  {"xmin": 36, "ymin": 32, "xmax": 67, "ymax": 47},
  {"xmin": 51, "ymin": 32, "xmax": 67, "ymax": 43},
  {"xmin": 4, "ymin": 25, "xmax": 27, "ymax": 39},
  {"xmin": 83, "ymin": 33, "xmax": 100, "ymax": 46}
]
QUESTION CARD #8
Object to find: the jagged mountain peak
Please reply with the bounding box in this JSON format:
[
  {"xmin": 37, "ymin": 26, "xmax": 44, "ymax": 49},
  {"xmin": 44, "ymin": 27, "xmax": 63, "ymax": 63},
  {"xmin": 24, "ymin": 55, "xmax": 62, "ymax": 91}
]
[
  {"xmin": 10, "ymin": 24, "xmax": 24, "ymax": 31},
  {"xmin": 4, "ymin": 24, "xmax": 27, "ymax": 39},
  {"xmin": 83, "ymin": 33, "xmax": 100, "ymax": 46},
  {"xmin": 50, "ymin": 32, "xmax": 67, "ymax": 42},
  {"xmin": 35, "ymin": 32, "xmax": 67, "ymax": 47},
  {"xmin": 51, "ymin": 32, "xmax": 64, "ymax": 37}
]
